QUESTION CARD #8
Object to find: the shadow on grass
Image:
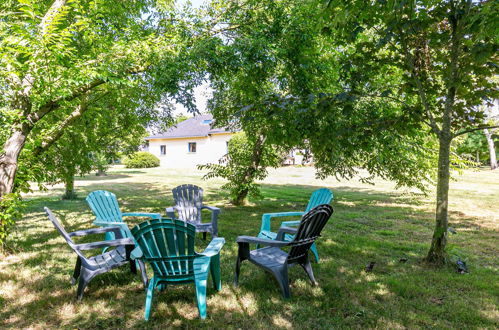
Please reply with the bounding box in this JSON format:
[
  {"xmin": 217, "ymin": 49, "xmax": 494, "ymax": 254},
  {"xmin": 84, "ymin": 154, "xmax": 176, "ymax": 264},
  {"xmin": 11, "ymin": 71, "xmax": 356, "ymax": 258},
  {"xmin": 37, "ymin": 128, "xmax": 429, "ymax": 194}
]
[{"xmin": 2, "ymin": 182, "xmax": 498, "ymax": 328}]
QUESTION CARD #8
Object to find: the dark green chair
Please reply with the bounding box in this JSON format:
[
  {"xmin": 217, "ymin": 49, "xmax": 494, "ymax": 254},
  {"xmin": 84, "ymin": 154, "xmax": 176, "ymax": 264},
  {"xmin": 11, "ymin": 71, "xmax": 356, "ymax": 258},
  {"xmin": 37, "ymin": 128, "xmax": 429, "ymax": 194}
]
[
  {"xmin": 131, "ymin": 218, "xmax": 225, "ymax": 320},
  {"xmin": 235, "ymin": 204, "xmax": 334, "ymax": 298}
]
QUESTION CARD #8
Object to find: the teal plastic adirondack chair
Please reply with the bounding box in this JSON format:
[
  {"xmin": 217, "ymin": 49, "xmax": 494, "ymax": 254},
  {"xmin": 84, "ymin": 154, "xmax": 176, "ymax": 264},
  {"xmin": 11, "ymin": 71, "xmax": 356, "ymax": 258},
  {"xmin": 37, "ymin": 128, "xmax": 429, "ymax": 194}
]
[
  {"xmin": 257, "ymin": 188, "xmax": 333, "ymax": 262},
  {"xmin": 131, "ymin": 218, "xmax": 225, "ymax": 320},
  {"xmin": 86, "ymin": 190, "xmax": 161, "ymax": 258}
]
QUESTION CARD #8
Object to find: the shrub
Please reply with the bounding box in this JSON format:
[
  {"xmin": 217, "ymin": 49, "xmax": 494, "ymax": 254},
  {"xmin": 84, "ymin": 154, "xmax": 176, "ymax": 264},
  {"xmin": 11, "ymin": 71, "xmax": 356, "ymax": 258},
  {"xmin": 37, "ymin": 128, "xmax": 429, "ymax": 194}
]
[
  {"xmin": 198, "ymin": 132, "xmax": 284, "ymax": 205},
  {"xmin": 0, "ymin": 193, "xmax": 24, "ymax": 249},
  {"xmin": 123, "ymin": 152, "xmax": 160, "ymax": 168}
]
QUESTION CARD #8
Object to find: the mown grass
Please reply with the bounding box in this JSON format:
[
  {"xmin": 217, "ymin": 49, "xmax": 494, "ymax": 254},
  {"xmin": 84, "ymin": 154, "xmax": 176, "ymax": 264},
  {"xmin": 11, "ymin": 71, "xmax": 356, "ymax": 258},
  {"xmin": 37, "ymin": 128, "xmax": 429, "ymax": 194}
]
[{"xmin": 1, "ymin": 166, "xmax": 498, "ymax": 329}]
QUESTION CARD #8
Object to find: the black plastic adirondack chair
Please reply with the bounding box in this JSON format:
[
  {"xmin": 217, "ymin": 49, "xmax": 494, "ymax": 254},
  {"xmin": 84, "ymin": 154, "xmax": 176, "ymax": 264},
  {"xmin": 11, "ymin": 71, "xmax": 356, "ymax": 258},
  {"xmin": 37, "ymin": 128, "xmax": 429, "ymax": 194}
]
[
  {"xmin": 234, "ymin": 204, "xmax": 334, "ymax": 298},
  {"xmin": 166, "ymin": 184, "xmax": 220, "ymax": 239},
  {"xmin": 44, "ymin": 207, "xmax": 147, "ymax": 300}
]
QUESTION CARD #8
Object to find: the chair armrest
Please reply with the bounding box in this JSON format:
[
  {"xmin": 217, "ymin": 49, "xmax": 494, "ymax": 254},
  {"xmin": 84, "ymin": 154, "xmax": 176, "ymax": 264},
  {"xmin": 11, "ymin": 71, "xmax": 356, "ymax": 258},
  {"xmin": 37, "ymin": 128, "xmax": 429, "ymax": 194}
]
[
  {"xmin": 260, "ymin": 211, "xmax": 304, "ymax": 233},
  {"xmin": 74, "ymin": 238, "xmax": 135, "ymax": 251},
  {"xmin": 69, "ymin": 226, "xmax": 123, "ymax": 238},
  {"xmin": 201, "ymin": 205, "xmax": 220, "ymax": 213},
  {"xmin": 280, "ymin": 220, "xmax": 301, "ymax": 227},
  {"xmin": 122, "ymin": 212, "xmax": 161, "ymax": 219},
  {"xmin": 276, "ymin": 226, "xmax": 298, "ymax": 241},
  {"xmin": 201, "ymin": 237, "xmax": 225, "ymax": 257},
  {"xmin": 93, "ymin": 220, "xmax": 128, "ymax": 227},
  {"xmin": 264, "ymin": 211, "xmax": 304, "ymax": 218},
  {"xmin": 236, "ymin": 235, "xmax": 289, "ymax": 247},
  {"xmin": 165, "ymin": 206, "xmax": 178, "ymax": 219},
  {"xmin": 201, "ymin": 205, "xmax": 220, "ymax": 236}
]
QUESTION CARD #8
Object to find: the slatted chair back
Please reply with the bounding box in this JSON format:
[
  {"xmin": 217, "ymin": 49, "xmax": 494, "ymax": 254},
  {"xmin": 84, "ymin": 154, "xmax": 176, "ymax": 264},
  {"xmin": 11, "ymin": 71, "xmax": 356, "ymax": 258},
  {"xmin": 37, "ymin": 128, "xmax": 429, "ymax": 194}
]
[
  {"xmin": 86, "ymin": 190, "xmax": 123, "ymax": 223},
  {"xmin": 131, "ymin": 219, "xmax": 198, "ymax": 279},
  {"xmin": 172, "ymin": 184, "xmax": 203, "ymax": 223},
  {"xmin": 287, "ymin": 204, "xmax": 334, "ymax": 263},
  {"xmin": 304, "ymin": 188, "xmax": 333, "ymax": 212},
  {"xmin": 45, "ymin": 207, "xmax": 84, "ymax": 259}
]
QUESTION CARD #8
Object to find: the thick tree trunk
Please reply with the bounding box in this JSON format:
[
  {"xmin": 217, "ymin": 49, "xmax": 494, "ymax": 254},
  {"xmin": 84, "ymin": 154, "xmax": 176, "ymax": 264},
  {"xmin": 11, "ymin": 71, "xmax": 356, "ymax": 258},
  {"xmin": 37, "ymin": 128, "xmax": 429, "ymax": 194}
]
[
  {"xmin": 0, "ymin": 128, "xmax": 30, "ymax": 198},
  {"xmin": 426, "ymin": 136, "xmax": 452, "ymax": 265},
  {"xmin": 484, "ymin": 129, "xmax": 497, "ymax": 170},
  {"xmin": 234, "ymin": 190, "xmax": 249, "ymax": 206},
  {"xmin": 62, "ymin": 176, "xmax": 77, "ymax": 200}
]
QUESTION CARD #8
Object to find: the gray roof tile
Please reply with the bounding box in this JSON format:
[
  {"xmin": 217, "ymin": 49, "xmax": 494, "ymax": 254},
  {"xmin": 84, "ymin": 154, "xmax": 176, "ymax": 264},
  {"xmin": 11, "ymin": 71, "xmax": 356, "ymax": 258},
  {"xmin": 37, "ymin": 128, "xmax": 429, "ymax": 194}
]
[{"xmin": 146, "ymin": 114, "xmax": 234, "ymax": 139}]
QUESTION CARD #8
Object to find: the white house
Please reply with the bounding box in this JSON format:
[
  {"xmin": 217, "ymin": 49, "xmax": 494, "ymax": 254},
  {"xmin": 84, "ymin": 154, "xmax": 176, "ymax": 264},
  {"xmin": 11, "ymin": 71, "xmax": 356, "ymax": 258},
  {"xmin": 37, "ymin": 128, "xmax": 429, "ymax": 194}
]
[{"xmin": 145, "ymin": 114, "xmax": 236, "ymax": 168}]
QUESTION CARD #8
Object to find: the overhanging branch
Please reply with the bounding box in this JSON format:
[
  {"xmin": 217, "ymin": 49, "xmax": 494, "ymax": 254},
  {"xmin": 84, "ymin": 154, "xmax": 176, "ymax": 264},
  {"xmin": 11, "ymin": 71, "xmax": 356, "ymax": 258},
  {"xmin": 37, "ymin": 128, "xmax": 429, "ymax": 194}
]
[{"xmin": 453, "ymin": 125, "xmax": 499, "ymax": 138}]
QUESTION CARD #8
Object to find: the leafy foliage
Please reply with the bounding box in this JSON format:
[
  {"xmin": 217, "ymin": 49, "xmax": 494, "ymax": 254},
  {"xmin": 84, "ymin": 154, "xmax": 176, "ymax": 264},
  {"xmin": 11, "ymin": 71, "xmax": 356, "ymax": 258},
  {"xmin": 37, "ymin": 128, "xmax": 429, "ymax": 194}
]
[
  {"xmin": 123, "ymin": 152, "xmax": 160, "ymax": 169},
  {"xmin": 198, "ymin": 132, "xmax": 283, "ymax": 205},
  {"xmin": 0, "ymin": 192, "xmax": 23, "ymax": 249}
]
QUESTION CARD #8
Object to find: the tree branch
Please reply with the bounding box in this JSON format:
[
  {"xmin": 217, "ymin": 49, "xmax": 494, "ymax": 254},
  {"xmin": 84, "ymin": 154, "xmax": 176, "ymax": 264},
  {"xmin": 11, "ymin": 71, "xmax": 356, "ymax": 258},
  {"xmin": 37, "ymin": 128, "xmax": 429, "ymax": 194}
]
[
  {"xmin": 453, "ymin": 125, "xmax": 499, "ymax": 138},
  {"xmin": 40, "ymin": 0, "xmax": 68, "ymax": 35},
  {"xmin": 399, "ymin": 31, "xmax": 441, "ymax": 137},
  {"xmin": 32, "ymin": 98, "xmax": 89, "ymax": 157}
]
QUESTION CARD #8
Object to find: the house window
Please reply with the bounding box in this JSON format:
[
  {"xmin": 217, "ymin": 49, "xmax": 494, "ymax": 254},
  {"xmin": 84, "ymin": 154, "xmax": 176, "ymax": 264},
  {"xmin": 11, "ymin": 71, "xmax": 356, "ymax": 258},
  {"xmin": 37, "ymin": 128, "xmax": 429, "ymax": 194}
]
[
  {"xmin": 160, "ymin": 145, "xmax": 166, "ymax": 155},
  {"xmin": 188, "ymin": 142, "xmax": 197, "ymax": 153}
]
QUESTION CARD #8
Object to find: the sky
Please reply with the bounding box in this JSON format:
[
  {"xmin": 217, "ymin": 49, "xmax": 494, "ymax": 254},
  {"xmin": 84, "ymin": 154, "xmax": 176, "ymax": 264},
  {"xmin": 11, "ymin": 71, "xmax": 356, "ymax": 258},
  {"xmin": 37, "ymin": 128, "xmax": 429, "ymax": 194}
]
[{"xmin": 172, "ymin": 0, "xmax": 212, "ymax": 117}]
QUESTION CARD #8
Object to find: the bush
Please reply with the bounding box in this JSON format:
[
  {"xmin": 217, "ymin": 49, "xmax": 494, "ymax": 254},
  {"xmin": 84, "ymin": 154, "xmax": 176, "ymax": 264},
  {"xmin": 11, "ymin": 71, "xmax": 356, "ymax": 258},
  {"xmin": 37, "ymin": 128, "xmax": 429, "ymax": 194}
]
[
  {"xmin": 0, "ymin": 193, "xmax": 24, "ymax": 249},
  {"xmin": 123, "ymin": 152, "xmax": 160, "ymax": 168}
]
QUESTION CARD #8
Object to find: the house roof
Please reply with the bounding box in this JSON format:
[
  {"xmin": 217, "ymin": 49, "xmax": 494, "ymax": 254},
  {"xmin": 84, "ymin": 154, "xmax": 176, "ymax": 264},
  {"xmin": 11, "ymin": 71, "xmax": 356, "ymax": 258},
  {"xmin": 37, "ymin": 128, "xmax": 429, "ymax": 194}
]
[{"xmin": 146, "ymin": 114, "xmax": 234, "ymax": 140}]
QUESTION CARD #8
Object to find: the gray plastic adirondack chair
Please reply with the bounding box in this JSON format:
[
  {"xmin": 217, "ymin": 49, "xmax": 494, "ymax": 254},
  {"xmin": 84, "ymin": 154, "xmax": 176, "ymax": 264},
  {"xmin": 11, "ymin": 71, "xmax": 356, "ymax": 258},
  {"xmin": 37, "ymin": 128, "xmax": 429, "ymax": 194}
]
[
  {"xmin": 166, "ymin": 184, "xmax": 220, "ymax": 239},
  {"xmin": 44, "ymin": 207, "xmax": 148, "ymax": 300},
  {"xmin": 257, "ymin": 188, "xmax": 333, "ymax": 262},
  {"xmin": 235, "ymin": 204, "xmax": 334, "ymax": 298}
]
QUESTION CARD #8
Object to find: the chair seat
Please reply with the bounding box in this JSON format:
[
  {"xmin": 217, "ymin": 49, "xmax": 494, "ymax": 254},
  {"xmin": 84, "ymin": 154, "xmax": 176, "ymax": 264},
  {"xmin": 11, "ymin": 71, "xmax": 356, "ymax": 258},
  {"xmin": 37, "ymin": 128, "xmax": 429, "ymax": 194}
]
[
  {"xmin": 250, "ymin": 247, "xmax": 288, "ymax": 269},
  {"xmin": 193, "ymin": 223, "xmax": 212, "ymax": 232},
  {"xmin": 87, "ymin": 246, "xmax": 128, "ymax": 270}
]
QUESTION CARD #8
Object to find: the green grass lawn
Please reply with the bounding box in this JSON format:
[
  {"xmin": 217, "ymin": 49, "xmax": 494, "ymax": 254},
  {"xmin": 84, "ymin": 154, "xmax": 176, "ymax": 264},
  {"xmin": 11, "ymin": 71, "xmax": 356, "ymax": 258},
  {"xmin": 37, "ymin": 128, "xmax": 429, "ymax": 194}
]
[{"xmin": 1, "ymin": 166, "xmax": 498, "ymax": 329}]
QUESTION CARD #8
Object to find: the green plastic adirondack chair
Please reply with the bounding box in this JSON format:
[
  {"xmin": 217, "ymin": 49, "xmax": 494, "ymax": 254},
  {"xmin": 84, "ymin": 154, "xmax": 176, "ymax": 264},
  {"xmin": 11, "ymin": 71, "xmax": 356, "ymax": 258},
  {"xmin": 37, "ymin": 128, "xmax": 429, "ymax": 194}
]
[
  {"xmin": 86, "ymin": 190, "xmax": 161, "ymax": 258},
  {"xmin": 257, "ymin": 188, "xmax": 333, "ymax": 262},
  {"xmin": 131, "ymin": 218, "xmax": 225, "ymax": 321}
]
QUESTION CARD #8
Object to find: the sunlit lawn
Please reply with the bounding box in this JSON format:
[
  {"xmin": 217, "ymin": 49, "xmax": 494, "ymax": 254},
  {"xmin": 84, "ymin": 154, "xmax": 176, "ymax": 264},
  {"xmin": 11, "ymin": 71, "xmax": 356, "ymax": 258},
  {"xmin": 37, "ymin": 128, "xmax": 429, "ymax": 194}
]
[{"xmin": 1, "ymin": 166, "xmax": 498, "ymax": 328}]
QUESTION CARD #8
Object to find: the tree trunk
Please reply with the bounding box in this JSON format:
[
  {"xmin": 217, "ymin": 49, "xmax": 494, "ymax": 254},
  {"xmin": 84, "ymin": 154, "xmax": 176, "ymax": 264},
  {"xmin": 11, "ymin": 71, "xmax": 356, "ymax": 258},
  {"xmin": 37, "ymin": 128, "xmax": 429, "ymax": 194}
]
[
  {"xmin": 0, "ymin": 128, "xmax": 30, "ymax": 198},
  {"xmin": 62, "ymin": 176, "xmax": 77, "ymax": 200},
  {"xmin": 484, "ymin": 129, "xmax": 497, "ymax": 170},
  {"xmin": 233, "ymin": 190, "xmax": 249, "ymax": 206},
  {"xmin": 425, "ymin": 136, "xmax": 452, "ymax": 265}
]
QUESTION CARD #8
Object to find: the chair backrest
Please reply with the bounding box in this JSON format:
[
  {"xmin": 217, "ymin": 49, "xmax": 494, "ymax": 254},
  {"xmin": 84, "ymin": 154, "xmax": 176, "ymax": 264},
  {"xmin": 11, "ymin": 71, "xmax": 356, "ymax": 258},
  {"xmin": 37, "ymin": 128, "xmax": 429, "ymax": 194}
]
[
  {"xmin": 172, "ymin": 184, "xmax": 203, "ymax": 223},
  {"xmin": 44, "ymin": 207, "xmax": 85, "ymax": 259},
  {"xmin": 287, "ymin": 204, "xmax": 334, "ymax": 262},
  {"xmin": 131, "ymin": 218, "xmax": 197, "ymax": 278},
  {"xmin": 304, "ymin": 188, "xmax": 333, "ymax": 212},
  {"xmin": 86, "ymin": 190, "xmax": 123, "ymax": 223}
]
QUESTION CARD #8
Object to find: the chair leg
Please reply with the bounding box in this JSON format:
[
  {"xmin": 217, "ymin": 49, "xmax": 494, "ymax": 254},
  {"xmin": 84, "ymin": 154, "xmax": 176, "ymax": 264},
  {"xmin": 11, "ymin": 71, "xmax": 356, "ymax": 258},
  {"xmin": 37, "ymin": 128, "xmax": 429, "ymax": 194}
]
[
  {"xmin": 76, "ymin": 269, "xmax": 94, "ymax": 301},
  {"xmin": 300, "ymin": 258, "xmax": 318, "ymax": 286},
  {"xmin": 234, "ymin": 256, "xmax": 242, "ymax": 287},
  {"xmin": 129, "ymin": 259, "xmax": 137, "ymax": 274},
  {"xmin": 210, "ymin": 254, "xmax": 221, "ymax": 291},
  {"xmin": 202, "ymin": 232, "xmax": 207, "ymax": 240},
  {"xmin": 144, "ymin": 277, "xmax": 157, "ymax": 321},
  {"xmin": 194, "ymin": 272, "xmax": 208, "ymax": 320},
  {"xmin": 71, "ymin": 256, "xmax": 82, "ymax": 285},
  {"xmin": 272, "ymin": 267, "xmax": 291, "ymax": 299},
  {"xmin": 310, "ymin": 243, "xmax": 320, "ymax": 263},
  {"xmin": 137, "ymin": 260, "xmax": 149, "ymax": 290}
]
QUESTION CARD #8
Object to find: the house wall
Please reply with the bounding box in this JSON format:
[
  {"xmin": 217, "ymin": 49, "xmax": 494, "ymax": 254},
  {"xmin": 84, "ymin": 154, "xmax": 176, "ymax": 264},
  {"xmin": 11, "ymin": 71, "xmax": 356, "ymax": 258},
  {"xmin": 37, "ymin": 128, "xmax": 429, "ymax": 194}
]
[{"xmin": 147, "ymin": 133, "xmax": 233, "ymax": 168}]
